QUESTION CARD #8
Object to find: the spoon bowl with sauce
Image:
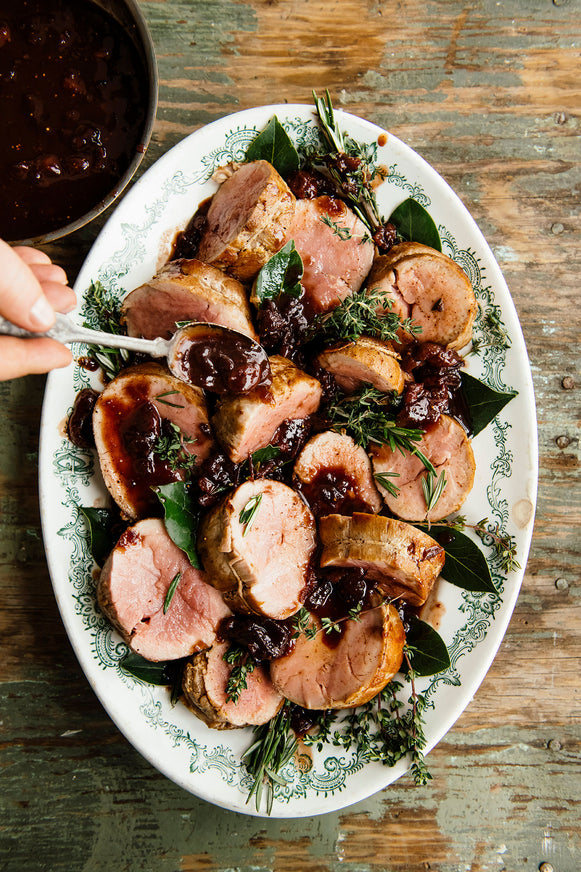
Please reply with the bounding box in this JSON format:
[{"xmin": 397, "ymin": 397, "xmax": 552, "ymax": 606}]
[{"xmin": 0, "ymin": 314, "xmax": 273, "ymax": 395}]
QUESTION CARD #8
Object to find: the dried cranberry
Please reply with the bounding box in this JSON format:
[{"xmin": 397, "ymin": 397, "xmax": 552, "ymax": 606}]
[
  {"xmin": 221, "ymin": 615, "xmax": 293, "ymax": 661},
  {"xmin": 67, "ymin": 388, "xmax": 98, "ymax": 449},
  {"xmin": 372, "ymin": 221, "xmax": 398, "ymax": 253}
]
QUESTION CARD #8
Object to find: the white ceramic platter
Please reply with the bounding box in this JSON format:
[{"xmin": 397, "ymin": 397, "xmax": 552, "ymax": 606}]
[{"xmin": 39, "ymin": 104, "xmax": 538, "ymax": 818}]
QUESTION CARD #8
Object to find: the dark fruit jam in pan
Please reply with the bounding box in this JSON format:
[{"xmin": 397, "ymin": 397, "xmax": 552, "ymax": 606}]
[{"xmin": 0, "ymin": 0, "xmax": 148, "ymax": 240}]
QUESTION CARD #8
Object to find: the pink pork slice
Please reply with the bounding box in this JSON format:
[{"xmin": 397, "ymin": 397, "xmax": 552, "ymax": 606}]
[
  {"xmin": 198, "ymin": 478, "xmax": 317, "ymax": 619},
  {"xmin": 287, "ymin": 195, "xmax": 375, "ymax": 313},
  {"xmin": 197, "ymin": 160, "xmax": 295, "ymax": 280},
  {"xmin": 122, "ymin": 258, "xmax": 258, "ymax": 340},
  {"xmin": 270, "ymin": 602, "xmax": 405, "ymax": 710},
  {"xmin": 211, "ymin": 355, "xmax": 322, "ymax": 463},
  {"xmin": 98, "ymin": 518, "xmax": 231, "ymax": 661},
  {"xmin": 182, "ymin": 641, "xmax": 283, "ymax": 729}
]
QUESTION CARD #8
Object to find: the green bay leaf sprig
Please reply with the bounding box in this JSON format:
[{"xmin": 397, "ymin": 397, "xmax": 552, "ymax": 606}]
[
  {"xmin": 461, "ymin": 372, "xmax": 518, "ymax": 437},
  {"xmin": 245, "ymin": 115, "xmax": 300, "ymax": 177},
  {"xmin": 154, "ymin": 481, "xmax": 202, "ymax": 568},
  {"xmin": 253, "ymin": 240, "xmax": 303, "ymax": 306}
]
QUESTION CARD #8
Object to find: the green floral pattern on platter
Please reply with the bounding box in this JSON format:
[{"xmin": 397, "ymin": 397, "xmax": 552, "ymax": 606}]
[{"xmin": 51, "ymin": 116, "xmax": 518, "ymax": 809}]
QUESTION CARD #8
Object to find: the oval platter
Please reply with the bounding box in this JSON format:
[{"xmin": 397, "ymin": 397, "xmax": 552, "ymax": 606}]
[{"xmin": 39, "ymin": 104, "xmax": 538, "ymax": 818}]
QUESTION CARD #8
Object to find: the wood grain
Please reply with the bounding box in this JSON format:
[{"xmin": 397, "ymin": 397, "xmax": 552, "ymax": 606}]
[{"xmin": 1, "ymin": 0, "xmax": 579, "ymax": 870}]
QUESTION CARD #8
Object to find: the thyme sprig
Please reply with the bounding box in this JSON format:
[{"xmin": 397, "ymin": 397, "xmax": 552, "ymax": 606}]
[
  {"xmin": 439, "ymin": 515, "xmax": 520, "ymax": 574},
  {"xmin": 242, "ymin": 702, "xmax": 297, "ymax": 814},
  {"xmin": 223, "ymin": 645, "xmax": 257, "ymax": 704},
  {"xmin": 153, "ymin": 422, "xmax": 197, "ymax": 474},
  {"xmin": 326, "ymin": 385, "xmax": 436, "ymax": 475},
  {"xmin": 313, "ymin": 286, "xmax": 421, "ymax": 345}
]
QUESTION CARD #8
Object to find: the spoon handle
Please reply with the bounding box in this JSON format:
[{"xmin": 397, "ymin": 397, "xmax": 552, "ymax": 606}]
[{"xmin": 0, "ymin": 312, "xmax": 169, "ymax": 358}]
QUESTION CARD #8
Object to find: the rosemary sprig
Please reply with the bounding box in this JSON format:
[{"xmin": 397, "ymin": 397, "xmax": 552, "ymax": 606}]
[
  {"xmin": 313, "ymin": 286, "xmax": 421, "ymax": 345},
  {"xmin": 373, "ymin": 470, "xmax": 401, "ymax": 498},
  {"xmin": 163, "ymin": 571, "xmax": 182, "ymax": 614},
  {"xmin": 223, "ymin": 645, "xmax": 257, "ymax": 704},
  {"xmin": 312, "ymin": 89, "xmax": 384, "ymax": 234},
  {"xmin": 440, "ymin": 515, "xmax": 520, "ymax": 574},
  {"xmin": 154, "ymin": 390, "xmax": 186, "ymax": 409},
  {"xmin": 242, "ymin": 702, "xmax": 297, "ymax": 814},
  {"xmin": 81, "ymin": 280, "xmax": 130, "ymax": 379},
  {"xmin": 153, "ymin": 422, "xmax": 197, "ymax": 474},
  {"xmin": 421, "ymin": 469, "xmax": 447, "ymax": 515},
  {"xmin": 239, "ymin": 493, "xmax": 262, "ymax": 536}
]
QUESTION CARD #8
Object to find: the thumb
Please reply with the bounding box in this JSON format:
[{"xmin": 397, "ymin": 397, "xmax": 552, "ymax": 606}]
[{"xmin": 0, "ymin": 239, "xmax": 56, "ymax": 331}]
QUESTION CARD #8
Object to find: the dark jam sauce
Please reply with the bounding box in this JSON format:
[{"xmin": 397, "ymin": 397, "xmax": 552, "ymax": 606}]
[
  {"xmin": 0, "ymin": 0, "xmax": 149, "ymax": 240},
  {"xmin": 295, "ymin": 467, "xmax": 370, "ymax": 518},
  {"xmin": 194, "ymin": 417, "xmax": 311, "ymax": 508},
  {"xmin": 304, "ymin": 566, "xmax": 372, "ymax": 649},
  {"xmin": 400, "ymin": 341, "xmax": 472, "ymax": 433},
  {"xmin": 172, "ymin": 325, "xmax": 272, "ymax": 396},
  {"xmin": 67, "ymin": 387, "xmax": 98, "ymax": 449},
  {"xmin": 219, "ymin": 615, "xmax": 293, "ymax": 661},
  {"xmin": 170, "ymin": 200, "xmax": 209, "ymax": 260},
  {"xmin": 120, "ymin": 401, "xmax": 180, "ymax": 485}
]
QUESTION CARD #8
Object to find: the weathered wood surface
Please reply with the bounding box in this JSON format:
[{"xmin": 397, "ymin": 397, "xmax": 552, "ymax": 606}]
[{"xmin": 1, "ymin": 0, "xmax": 579, "ymax": 870}]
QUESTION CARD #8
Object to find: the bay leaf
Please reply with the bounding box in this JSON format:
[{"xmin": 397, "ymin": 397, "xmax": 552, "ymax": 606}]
[{"xmin": 245, "ymin": 116, "xmax": 300, "ymax": 177}]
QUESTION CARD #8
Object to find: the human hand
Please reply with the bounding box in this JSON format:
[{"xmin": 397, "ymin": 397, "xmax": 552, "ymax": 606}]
[{"xmin": 0, "ymin": 239, "xmax": 77, "ymax": 381}]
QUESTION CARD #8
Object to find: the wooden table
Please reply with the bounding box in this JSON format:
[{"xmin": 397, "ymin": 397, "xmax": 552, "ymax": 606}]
[{"xmin": 1, "ymin": 1, "xmax": 579, "ymax": 869}]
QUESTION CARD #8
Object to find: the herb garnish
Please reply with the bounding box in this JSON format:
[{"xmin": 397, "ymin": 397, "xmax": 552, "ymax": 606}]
[
  {"xmin": 153, "ymin": 422, "xmax": 197, "ymax": 474},
  {"xmin": 239, "ymin": 493, "xmax": 262, "ymax": 535},
  {"xmin": 320, "ymin": 213, "xmax": 353, "ymax": 240},
  {"xmin": 436, "ymin": 516, "xmax": 520, "ymax": 575},
  {"xmin": 242, "ymin": 702, "xmax": 298, "ymax": 814},
  {"xmin": 326, "ymin": 385, "xmax": 436, "ymax": 476},
  {"xmin": 163, "ymin": 571, "xmax": 182, "ymax": 614},
  {"xmin": 313, "ymin": 286, "xmax": 421, "ymax": 345},
  {"xmin": 81, "ymin": 280, "xmax": 129, "ymax": 379},
  {"xmin": 253, "ymin": 240, "xmax": 303, "ymax": 306},
  {"xmin": 154, "ymin": 390, "xmax": 186, "ymax": 409},
  {"xmin": 224, "ymin": 645, "xmax": 257, "ymax": 704},
  {"xmin": 421, "ymin": 468, "xmax": 447, "ymax": 516},
  {"xmin": 373, "ymin": 470, "xmax": 401, "ymax": 498}
]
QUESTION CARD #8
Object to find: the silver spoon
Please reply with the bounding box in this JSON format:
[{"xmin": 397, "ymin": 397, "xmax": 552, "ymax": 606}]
[{"xmin": 0, "ymin": 312, "xmax": 271, "ymax": 394}]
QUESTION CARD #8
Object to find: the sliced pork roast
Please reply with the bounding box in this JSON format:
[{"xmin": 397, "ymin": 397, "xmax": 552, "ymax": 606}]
[
  {"xmin": 98, "ymin": 518, "xmax": 230, "ymax": 661},
  {"xmin": 270, "ymin": 600, "xmax": 405, "ymax": 709},
  {"xmin": 293, "ymin": 430, "xmax": 382, "ymax": 516},
  {"xmin": 370, "ymin": 413, "xmax": 476, "ymax": 522},
  {"xmin": 318, "ymin": 513, "xmax": 445, "ymax": 607},
  {"xmin": 211, "ymin": 355, "xmax": 322, "ymax": 463},
  {"xmin": 316, "ymin": 336, "xmax": 405, "ymax": 395},
  {"xmin": 122, "ymin": 258, "xmax": 257, "ymax": 340},
  {"xmin": 198, "ymin": 479, "xmax": 317, "ymax": 619},
  {"xmin": 93, "ymin": 362, "xmax": 213, "ymax": 519},
  {"xmin": 366, "ymin": 242, "xmax": 477, "ymax": 350},
  {"xmin": 197, "ymin": 160, "xmax": 295, "ymax": 280},
  {"xmin": 182, "ymin": 641, "xmax": 283, "ymax": 729},
  {"xmin": 287, "ymin": 195, "xmax": 375, "ymax": 313}
]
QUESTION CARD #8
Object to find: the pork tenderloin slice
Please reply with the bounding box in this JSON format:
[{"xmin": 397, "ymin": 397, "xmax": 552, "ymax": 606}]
[
  {"xmin": 370, "ymin": 413, "xmax": 476, "ymax": 522},
  {"xmin": 316, "ymin": 336, "xmax": 405, "ymax": 395},
  {"xmin": 182, "ymin": 641, "xmax": 283, "ymax": 729},
  {"xmin": 197, "ymin": 160, "xmax": 295, "ymax": 281},
  {"xmin": 270, "ymin": 600, "xmax": 405, "ymax": 710},
  {"xmin": 98, "ymin": 518, "xmax": 231, "ymax": 661},
  {"xmin": 366, "ymin": 242, "xmax": 477, "ymax": 350},
  {"xmin": 318, "ymin": 513, "xmax": 445, "ymax": 607},
  {"xmin": 122, "ymin": 258, "xmax": 257, "ymax": 341},
  {"xmin": 93, "ymin": 362, "xmax": 213, "ymax": 520},
  {"xmin": 293, "ymin": 430, "xmax": 382, "ymax": 515},
  {"xmin": 287, "ymin": 196, "xmax": 375, "ymax": 313},
  {"xmin": 211, "ymin": 354, "xmax": 322, "ymax": 463},
  {"xmin": 198, "ymin": 479, "xmax": 317, "ymax": 620}
]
